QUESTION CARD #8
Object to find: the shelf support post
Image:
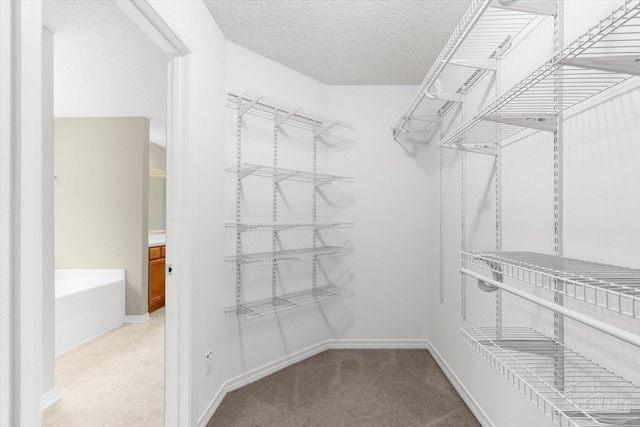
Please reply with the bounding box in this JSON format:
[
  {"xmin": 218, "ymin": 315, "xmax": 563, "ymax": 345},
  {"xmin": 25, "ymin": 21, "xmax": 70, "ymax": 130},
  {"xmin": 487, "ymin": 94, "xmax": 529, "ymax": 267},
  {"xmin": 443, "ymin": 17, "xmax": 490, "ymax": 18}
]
[
  {"xmin": 495, "ymin": 67, "xmax": 503, "ymax": 338},
  {"xmin": 553, "ymin": 0, "xmax": 565, "ymax": 391},
  {"xmin": 439, "ymin": 123, "xmax": 445, "ymax": 304},
  {"xmin": 312, "ymin": 133, "xmax": 318, "ymax": 290},
  {"xmin": 235, "ymin": 105, "xmax": 244, "ymax": 312},
  {"xmin": 461, "ymin": 103, "xmax": 467, "ymax": 321},
  {"xmin": 272, "ymin": 119, "xmax": 279, "ymax": 300}
]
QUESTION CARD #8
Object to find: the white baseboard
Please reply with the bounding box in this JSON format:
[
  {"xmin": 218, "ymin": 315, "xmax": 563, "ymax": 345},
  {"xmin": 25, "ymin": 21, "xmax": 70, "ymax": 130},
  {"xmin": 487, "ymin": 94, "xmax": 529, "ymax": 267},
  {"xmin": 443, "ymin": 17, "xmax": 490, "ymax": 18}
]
[
  {"xmin": 124, "ymin": 312, "xmax": 150, "ymax": 324},
  {"xmin": 41, "ymin": 387, "xmax": 60, "ymax": 410},
  {"xmin": 197, "ymin": 341, "xmax": 329, "ymax": 426},
  {"xmin": 425, "ymin": 340, "xmax": 493, "ymax": 427},
  {"xmin": 197, "ymin": 383, "xmax": 227, "ymax": 427},
  {"xmin": 56, "ymin": 322, "xmax": 123, "ymax": 357},
  {"xmin": 328, "ymin": 339, "xmax": 429, "ymax": 349}
]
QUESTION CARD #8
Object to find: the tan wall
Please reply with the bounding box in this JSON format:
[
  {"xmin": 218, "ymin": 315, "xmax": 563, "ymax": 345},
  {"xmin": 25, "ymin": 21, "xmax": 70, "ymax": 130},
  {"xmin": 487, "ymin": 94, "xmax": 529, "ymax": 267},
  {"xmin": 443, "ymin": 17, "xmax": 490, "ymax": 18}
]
[{"xmin": 54, "ymin": 117, "xmax": 149, "ymax": 316}]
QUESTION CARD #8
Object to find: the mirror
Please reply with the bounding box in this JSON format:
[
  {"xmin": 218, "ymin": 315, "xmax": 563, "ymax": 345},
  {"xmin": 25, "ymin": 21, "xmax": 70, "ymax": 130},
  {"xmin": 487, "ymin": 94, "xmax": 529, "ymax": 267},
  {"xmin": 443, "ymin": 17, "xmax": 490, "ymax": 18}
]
[{"xmin": 149, "ymin": 168, "xmax": 166, "ymax": 232}]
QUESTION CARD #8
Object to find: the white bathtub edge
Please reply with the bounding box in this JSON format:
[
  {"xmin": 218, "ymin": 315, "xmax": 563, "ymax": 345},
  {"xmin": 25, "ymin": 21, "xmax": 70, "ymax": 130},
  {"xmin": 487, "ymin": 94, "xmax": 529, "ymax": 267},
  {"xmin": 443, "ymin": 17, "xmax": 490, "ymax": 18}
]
[
  {"xmin": 124, "ymin": 312, "xmax": 150, "ymax": 324},
  {"xmin": 41, "ymin": 387, "xmax": 60, "ymax": 410}
]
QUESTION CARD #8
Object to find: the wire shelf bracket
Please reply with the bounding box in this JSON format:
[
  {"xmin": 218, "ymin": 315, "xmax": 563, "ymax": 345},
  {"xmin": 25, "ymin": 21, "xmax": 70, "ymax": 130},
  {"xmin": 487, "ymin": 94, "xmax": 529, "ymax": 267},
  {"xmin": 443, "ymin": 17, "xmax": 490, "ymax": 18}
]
[
  {"xmin": 489, "ymin": 0, "xmax": 557, "ymax": 17},
  {"xmin": 560, "ymin": 56, "xmax": 640, "ymax": 76},
  {"xmin": 481, "ymin": 114, "xmax": 557, "ymax": 132}
]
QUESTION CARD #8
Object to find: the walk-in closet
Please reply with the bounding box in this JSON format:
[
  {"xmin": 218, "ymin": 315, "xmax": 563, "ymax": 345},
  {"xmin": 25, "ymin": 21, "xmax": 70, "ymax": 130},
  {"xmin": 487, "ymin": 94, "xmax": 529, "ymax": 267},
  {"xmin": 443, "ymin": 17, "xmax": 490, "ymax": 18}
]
[{"xmin": 3, "ymin": 1, "xmax": 640, "ymax": 426}]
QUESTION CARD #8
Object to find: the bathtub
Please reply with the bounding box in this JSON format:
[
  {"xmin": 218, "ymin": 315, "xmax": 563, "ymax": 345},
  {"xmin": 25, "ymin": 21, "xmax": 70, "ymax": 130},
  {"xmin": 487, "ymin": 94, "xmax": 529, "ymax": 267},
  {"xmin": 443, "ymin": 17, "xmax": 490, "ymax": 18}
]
[{"xmin": 55, "ymin": 269, "xmax": 125, "ymax": 356}]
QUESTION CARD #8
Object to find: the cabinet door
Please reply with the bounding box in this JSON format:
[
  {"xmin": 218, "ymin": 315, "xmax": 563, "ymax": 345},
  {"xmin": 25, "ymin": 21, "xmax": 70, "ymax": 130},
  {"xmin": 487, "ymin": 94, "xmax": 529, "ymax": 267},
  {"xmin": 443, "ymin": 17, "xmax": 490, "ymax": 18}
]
[{"xmin": 148, "ymin": 257, "xmax": 165, "ymax": 313}]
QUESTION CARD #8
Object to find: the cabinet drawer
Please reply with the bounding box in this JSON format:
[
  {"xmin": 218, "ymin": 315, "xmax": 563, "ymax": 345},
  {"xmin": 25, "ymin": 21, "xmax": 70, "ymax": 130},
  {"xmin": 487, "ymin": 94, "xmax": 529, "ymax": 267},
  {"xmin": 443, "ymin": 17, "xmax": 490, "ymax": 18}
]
[
  {"xmin": 149, "ymin": 246, "xmax": 162, "ymax": 260},
  {"xmin": 161, "ymin": 246, "xmax": 166, "ymax": 258}
]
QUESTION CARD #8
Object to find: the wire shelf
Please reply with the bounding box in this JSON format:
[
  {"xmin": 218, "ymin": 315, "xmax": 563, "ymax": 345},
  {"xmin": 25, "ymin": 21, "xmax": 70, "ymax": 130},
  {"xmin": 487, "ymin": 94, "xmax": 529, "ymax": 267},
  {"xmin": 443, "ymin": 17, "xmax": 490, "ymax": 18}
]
[
  {"xmin": 225, "ymin": 246, "xmax": 353, "ymax": 266},
  {"xmin": 438, "ymin": 0, "xmax": 640, "ymax": 150},
  {"xmin": 227, "ymin": 91, "xmax": 354, "ymax": 132},
  {"xmin": 462, "ymin": 327, "xmax": 640, "ymax": 427},
  {"xmin": 225, "ymin": 222, "xmax": 354, "ymax": 233},
  {"xmin": 226, "ymin": 163, "xmax": 354, "ymax": 186},
  {"xmin": 225, "ymin": 284, "xmax": 353, "ymax": 323},
  {"xmin": 393, "ymin": 0, "xmax": 542, "ymax": 136},
  {"xmin": 463, "ymin": 251, "xmax": 640, "ymax": 320}
]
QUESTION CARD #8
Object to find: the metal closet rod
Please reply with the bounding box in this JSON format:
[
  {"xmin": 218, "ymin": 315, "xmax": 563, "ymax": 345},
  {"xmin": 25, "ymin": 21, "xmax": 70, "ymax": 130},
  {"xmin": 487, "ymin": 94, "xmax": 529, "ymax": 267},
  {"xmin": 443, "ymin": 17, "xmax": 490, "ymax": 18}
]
[
  {"xmin": 392, "ymin": 0, "xmax": 492, "ymax": 138},
  {"xmin": 461, "ymin": 268, "xmax": 640, "ymax": 349}
]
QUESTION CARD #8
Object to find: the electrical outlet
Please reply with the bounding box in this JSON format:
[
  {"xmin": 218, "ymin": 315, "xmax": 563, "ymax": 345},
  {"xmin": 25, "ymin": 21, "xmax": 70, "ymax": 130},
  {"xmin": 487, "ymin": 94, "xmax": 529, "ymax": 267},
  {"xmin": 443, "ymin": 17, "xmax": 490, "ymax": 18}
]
[{"xmin": 205, "ymin": 350, "xmax": 213, "ymax": 375}]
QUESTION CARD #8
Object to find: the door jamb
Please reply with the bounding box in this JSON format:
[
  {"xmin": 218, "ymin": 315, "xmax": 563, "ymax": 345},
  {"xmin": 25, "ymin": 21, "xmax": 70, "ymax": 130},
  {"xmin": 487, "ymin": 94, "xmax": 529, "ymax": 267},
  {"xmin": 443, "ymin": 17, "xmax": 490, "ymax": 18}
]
[{"xmin": 6, "ymin": 1, "xmax": 196, "ymax": 425}]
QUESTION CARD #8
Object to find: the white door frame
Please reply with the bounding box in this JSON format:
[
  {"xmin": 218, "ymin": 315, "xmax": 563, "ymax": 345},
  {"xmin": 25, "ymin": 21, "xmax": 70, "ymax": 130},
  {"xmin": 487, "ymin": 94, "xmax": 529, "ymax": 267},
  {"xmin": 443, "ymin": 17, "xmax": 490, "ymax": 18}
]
[
  {"xmin": 0, "ymin": 1, "xmax": 19, "ymax": 425},
  {"xmin": 3, "ymin": 1, "xmax": 196, "ymax": 425}
]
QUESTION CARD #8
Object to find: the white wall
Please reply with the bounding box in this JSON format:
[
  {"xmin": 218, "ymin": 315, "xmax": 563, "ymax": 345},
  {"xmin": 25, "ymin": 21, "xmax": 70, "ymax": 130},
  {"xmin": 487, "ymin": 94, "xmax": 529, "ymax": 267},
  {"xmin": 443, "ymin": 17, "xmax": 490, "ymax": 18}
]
[
  {"xmin": 427, "ymin": 2, "xmax": 640, "ymax": 426},
  {"xmin": 41, "ymin": 26, "xmax": 56, "ymax": 407},
  {"xmin": 327, "ymin": 86, "xmax": 429, "ymax": 342},
  {"xmin": 44, "ymin": 0, "xmax": 167, "ymax": 146}
]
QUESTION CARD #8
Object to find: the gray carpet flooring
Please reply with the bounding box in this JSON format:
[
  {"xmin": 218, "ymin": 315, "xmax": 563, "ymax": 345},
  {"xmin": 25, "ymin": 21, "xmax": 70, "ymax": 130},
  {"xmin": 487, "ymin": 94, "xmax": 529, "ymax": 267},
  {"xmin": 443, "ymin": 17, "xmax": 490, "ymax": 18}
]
[{"xmin": 208, "ymin": 349, "xmax": 480, "ymax": 427}]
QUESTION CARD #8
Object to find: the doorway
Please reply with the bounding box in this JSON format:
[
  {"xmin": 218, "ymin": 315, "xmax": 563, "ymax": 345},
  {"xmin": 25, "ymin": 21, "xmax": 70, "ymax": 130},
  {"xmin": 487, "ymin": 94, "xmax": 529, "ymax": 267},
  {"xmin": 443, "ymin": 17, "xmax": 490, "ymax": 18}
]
[
  {"xmin": 1, "ymin": 0, "xmax": 193, "ymax": 426},
  {"xmin": 42, "ymin": 1, "xmax": 168, "ymax": 424}
]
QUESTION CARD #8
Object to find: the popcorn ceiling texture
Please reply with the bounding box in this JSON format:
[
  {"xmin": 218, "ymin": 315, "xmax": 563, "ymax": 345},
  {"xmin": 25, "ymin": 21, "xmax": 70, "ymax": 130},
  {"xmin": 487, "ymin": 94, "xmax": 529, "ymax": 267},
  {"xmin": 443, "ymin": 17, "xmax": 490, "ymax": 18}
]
[{"xmin": 204, "ymin": 0, "xmax": 473, "ymax": 85}]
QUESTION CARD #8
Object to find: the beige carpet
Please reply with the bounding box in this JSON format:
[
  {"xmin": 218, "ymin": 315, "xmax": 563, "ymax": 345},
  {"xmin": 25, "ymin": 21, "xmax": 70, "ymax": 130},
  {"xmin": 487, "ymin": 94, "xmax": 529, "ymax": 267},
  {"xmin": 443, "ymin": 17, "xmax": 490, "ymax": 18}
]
[
  {"xmin": 209, "ymin": 349, "xmax": 480, "ymax": 427},
  {"xmin": 42, "ymin": 309, "xmax": 165, "ymax": 426}
]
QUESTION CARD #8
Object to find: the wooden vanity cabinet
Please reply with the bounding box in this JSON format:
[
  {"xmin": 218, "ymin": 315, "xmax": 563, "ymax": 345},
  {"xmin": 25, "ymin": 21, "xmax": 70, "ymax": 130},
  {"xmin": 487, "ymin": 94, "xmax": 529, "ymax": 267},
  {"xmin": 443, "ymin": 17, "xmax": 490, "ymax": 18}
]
[{"xmin": 148, "ymin": 245, "xmax": 165, "ymax": 313}]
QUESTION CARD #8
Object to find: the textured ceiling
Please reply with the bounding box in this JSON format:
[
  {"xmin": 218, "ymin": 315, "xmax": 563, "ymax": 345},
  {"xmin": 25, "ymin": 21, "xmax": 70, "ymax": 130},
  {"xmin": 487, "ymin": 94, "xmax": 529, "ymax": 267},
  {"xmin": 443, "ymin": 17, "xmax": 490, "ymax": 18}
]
[{"xmin": 205, "ymin": 0, "xmax": 473, "ymax": 85}]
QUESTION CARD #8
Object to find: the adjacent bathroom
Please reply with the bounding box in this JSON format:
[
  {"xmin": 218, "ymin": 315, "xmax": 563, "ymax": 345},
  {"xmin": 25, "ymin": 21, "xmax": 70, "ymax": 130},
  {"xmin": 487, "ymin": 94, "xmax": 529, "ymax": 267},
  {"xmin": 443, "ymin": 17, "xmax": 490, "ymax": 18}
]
[{"xmin": 42, "ymin": 1, "xmax": 169, "ymax": 424}]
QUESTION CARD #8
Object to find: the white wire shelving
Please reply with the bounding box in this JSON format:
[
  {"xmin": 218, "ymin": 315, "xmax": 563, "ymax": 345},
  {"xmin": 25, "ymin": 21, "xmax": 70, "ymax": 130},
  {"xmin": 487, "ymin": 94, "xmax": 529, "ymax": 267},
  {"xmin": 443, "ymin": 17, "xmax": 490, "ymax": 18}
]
[
  {"xmin": 463, "ymin": 251, "xmax": 640, "ymax": 320},
  {"xmin": 438, "ymin": 0, "xmax": 640, "ymax": 152},
  {"xmin": 225, "ymin": 246, "xmax": 353, "ymax": 266},
  {"xmin": 226, "ymin": 223, "xmax": 354, "ymax": 233},
  {"xmin": 462, "ymin": 327, "xmax": 640, "ymax": 427},
  {"xmin": 226, "ymin": 163, "xmax": 354, "ymax": 186},
  {"xmin": 393, "ymin": 0, "xmax": 547, "ymax": 140},
  {"xmin": 225, "ymin": 284, "xmax": 354, "ymax": 323},
  {"xmin": 227, "ymin": 91, "xmax": 354, "ymax": 134},
  {"xmin": 227, "ymin": 91, "xmax": 354, "ymax": 322}
]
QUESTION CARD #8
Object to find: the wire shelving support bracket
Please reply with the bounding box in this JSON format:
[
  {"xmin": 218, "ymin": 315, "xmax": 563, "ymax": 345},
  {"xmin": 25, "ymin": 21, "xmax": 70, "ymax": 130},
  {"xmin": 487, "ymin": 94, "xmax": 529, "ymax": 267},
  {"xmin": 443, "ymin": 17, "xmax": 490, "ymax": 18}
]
[
  {"xmin": 275, "ymin": 109, "xmax": 300, "ymax": 128},
  {"xmin": 481, "ymin": 114, "xmax": 557, "ymax": 132},
  {"xmin": 489, "ymin": 0, "xmax": 557, "ymax": 16},
  {"xmin": 313, "ymin": 122, "xmax": 339, "ymax": 138},
  {"xmin": 449, "ymin": 59, "xmax": 497, "ymax": 71},
  {"xmin": 238, "ymin": 96, "xmax": 262, "ymax": 118}
]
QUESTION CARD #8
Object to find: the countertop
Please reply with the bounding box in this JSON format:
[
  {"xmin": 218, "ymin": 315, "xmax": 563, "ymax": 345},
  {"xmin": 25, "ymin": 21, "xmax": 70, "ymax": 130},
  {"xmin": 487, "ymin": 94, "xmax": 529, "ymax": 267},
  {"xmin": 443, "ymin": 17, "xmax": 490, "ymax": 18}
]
[{"xmin": 148, "ymin": 233, "xmax": 165, "ymax": 247}]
